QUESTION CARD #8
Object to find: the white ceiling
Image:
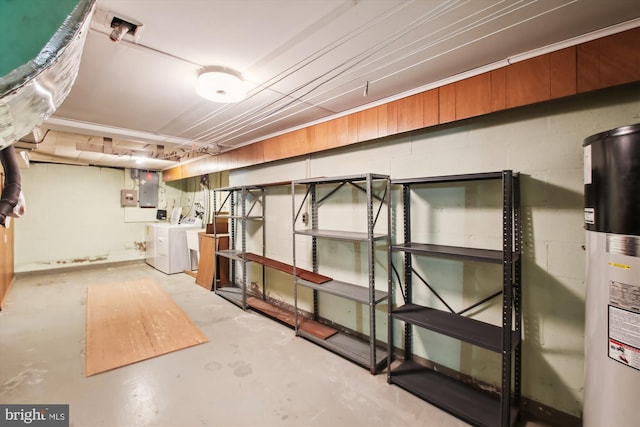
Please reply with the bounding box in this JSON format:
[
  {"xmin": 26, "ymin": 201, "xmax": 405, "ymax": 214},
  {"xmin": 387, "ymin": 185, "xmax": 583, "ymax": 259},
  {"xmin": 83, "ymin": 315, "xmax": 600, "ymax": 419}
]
[{"xmin": 24, "ymin": 0, "xmax": 640, "ymax": 170}]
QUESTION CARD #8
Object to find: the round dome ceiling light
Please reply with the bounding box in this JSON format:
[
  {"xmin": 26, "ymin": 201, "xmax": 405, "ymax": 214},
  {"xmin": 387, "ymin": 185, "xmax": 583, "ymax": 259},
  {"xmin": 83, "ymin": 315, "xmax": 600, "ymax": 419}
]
[{"xmin": 196, "ymin": 66, "xmax": 246, "ymax": 103}]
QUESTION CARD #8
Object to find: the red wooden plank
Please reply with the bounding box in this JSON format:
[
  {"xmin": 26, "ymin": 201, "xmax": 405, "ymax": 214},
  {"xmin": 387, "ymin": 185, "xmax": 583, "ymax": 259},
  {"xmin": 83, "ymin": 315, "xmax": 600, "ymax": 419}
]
[
  {"xmin": 246, "ymin": 297, "xmax": 338, "ymax": 340},
  {"xmin": 240, "ymin": 253, "xmax": 332, "ymax": 284}
]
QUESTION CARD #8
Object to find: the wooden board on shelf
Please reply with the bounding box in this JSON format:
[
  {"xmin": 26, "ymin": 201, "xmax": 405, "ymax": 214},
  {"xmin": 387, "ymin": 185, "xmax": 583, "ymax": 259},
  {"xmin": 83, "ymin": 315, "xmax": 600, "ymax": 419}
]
[
  {"xmin": 239, "ymin": 252, "xmax": 332, "ymax": 284},
  {"xmin": 246, "ymin": 296, "xmax": 337, "ymax": 340}
]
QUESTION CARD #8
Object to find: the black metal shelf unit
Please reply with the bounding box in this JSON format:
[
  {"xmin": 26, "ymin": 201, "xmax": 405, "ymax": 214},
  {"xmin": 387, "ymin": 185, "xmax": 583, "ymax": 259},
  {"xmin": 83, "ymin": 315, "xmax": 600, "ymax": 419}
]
[
  {"xmin": 292, "ymin": 173, "xmax": 390, "ymax": 374},
  {"xmin": 387, "ymin": 170, "xmax": 521, "ymax": 427},
  {"xmin": 213, "ymin": 184, "xmax": 265, "ymax": 309}
]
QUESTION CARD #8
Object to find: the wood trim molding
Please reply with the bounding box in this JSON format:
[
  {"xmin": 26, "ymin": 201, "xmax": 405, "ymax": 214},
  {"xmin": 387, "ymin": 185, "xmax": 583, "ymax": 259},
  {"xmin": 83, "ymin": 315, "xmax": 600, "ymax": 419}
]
[{"xmin": 165, "ymin": 26, "xmax": 640, "ymax": 182}]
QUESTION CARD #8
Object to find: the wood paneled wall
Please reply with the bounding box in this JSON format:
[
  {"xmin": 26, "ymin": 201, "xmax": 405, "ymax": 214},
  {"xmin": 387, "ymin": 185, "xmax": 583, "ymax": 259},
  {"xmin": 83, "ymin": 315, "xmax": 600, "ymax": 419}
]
[
  {"xmin": 0, "ymin": 172, "xmax": 15, "ymax": 310},
  {"xmin": 164, "ymin": 27, "xmax": 640, "ymax": 182}
]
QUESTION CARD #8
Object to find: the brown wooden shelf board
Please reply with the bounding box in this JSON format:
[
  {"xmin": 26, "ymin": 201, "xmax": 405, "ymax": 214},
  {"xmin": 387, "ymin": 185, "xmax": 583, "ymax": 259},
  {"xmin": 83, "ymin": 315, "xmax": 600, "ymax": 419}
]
[
  {"xmin": 240, "ymin": 252, "xmax": 332, "ymax": 284},
  {"xmin": 246, "ymin": 296, "xmax": 337, "ymax": 340}
]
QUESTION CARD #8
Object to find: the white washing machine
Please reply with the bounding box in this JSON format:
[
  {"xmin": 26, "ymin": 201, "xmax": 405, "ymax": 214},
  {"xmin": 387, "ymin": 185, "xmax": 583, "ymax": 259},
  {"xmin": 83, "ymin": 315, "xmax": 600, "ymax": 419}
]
[{"xmin": 146, "ymin": 220, "xmax": 203, "ymax": 274}]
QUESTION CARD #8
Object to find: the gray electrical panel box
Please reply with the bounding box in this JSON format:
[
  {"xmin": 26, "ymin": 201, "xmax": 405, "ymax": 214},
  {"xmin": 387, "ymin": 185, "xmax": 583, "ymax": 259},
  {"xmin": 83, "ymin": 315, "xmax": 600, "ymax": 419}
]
[{"xmin": 139, "ymin": 170, "xmax": 159, "ymax": 208}]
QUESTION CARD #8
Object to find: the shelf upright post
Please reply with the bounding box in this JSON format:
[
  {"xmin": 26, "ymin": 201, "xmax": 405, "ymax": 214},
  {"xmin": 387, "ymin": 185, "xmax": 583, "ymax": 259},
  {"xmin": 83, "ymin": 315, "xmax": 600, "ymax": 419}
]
[
  {"xmin": 513, "ymin": 174, "xmax": 522, "ymax": 408},
  {"xmin": 230, "ymin": 189, "xmax": 237, "ymax": 290},
  {"xmin": 241, "ymin": 187, "xmax": 248, "ymax": 310},
  {"xmin": 500, "ymin": 171, "xmax": 514, "ymax": 427},
  {"xmin": 292, "ymin": 181, "xmax": 299, "ymax": 334},
  {"xmin": 402, "ymin": 183, "xmax": 412, "ymax": 361},
  {"xmin": 381, "ymin": 176, "xmax": 392, "ymax": 374},
  {"xmin": 261, "ymin": 187, "xmax": 266, "ymax": 299},
  {"xmin": 311, "ymin": 183, "xmax": 319, "ymax": 321},
  {"xmin": 213, "ymin": 189, "xmax": 219, "ymax": 293},
  {"xmin": 387, "ymin": 179, "xmax": 395, "ymax": 382},
  {"xmin": 366, "ymin": 174, "xmax": 376, "ymax": 374}
]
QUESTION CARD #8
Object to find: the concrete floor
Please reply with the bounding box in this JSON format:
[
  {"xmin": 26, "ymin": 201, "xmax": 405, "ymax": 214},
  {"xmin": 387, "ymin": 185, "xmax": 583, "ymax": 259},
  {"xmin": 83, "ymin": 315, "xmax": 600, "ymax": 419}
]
[{"xmin": 0, "ymin": 262, "xmax": 547, "ymax": 427}]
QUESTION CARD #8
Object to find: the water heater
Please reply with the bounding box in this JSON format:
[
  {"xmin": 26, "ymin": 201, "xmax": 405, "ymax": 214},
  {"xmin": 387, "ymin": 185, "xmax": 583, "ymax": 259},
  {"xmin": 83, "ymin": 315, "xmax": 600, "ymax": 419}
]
[{"xmin": 583, "ymin": 123, "xmax": 640, "ymax": 426}]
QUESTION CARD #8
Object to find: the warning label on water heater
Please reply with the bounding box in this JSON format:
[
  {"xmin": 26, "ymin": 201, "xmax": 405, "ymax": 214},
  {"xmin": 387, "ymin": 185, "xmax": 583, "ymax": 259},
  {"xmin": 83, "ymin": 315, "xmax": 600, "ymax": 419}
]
[
  {"xmin": 608, "ymin": 338, "xmax": 640, "ymax": 370},
  {"xmin": 608, "ymin": 305, "xmax": 640, "ymax": 370},
  {"xmin": 609, "ymin": 281, "xmax": 640, "ymax": 312},
  {"xmin": 608, "ymin": 281, "xmax": 640, "ymax": 370}
]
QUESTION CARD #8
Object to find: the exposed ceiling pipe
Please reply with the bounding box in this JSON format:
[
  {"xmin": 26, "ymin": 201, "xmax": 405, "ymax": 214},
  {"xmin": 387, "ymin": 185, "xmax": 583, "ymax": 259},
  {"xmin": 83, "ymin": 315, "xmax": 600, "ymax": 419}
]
[{"xmin": 0, "ymin": 146, "xmax": 24, "ymax": 227}]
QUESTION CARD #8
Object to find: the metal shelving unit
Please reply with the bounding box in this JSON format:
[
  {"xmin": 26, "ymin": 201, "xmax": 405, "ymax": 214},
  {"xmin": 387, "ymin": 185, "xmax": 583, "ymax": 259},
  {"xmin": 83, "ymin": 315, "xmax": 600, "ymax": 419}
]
[
  {"xmin": 213, "ymin": 184, "xmax": 265, "ymax": 309},
  {"xmin": 292, "ymin": 173, "xmax": 390, "ymax": 374},
  {"xmin": 387, "ymin": 170, "xmax": 521, "ymax": 427}
]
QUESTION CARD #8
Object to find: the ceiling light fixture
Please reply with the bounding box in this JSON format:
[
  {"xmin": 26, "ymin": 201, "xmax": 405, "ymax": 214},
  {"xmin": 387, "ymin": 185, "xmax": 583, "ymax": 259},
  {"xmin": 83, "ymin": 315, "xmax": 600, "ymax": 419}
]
[{"xmin": 195, "ymin": 66, "xmax": 246, "ymax": 103}]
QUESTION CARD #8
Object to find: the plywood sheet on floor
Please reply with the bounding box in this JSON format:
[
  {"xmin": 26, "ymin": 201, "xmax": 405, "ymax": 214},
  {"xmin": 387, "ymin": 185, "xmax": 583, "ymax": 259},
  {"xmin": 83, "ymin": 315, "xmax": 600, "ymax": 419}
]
[
  {"xmin": 86, "ymin": 278, "xmax": 208, "ymax": 376},
  {"xmin": 246, "ymin": 296, "xmax": 337, "ymax": 340}
]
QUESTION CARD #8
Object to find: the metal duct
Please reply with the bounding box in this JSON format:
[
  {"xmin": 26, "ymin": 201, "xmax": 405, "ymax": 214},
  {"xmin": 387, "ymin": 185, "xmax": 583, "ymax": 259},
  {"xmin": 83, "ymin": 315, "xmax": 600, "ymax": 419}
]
[{"xmin": 0, "ymin": 0, "xmax": 96, "ymax": 149}]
